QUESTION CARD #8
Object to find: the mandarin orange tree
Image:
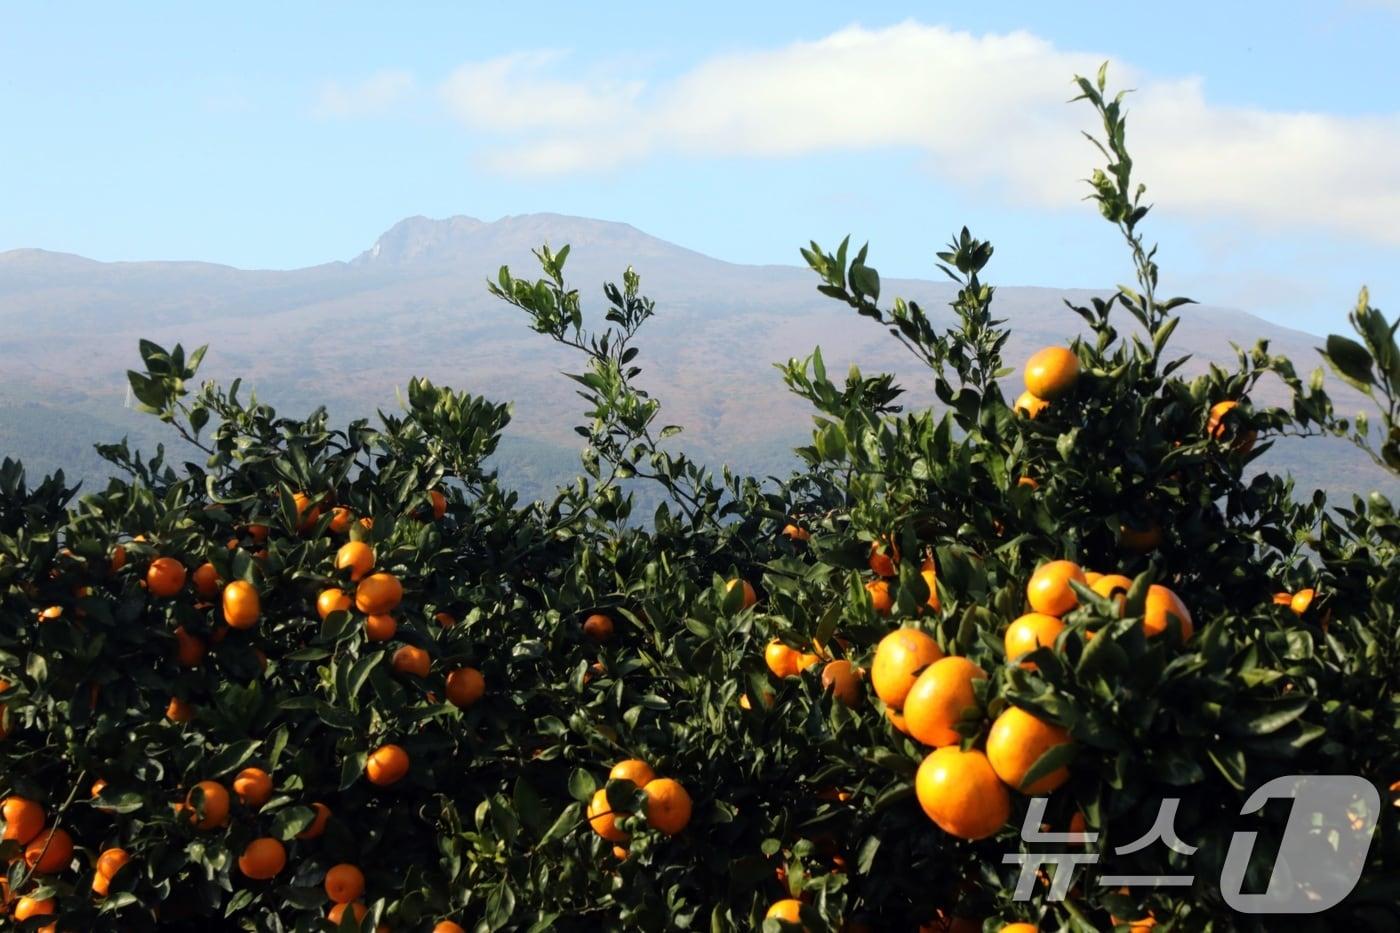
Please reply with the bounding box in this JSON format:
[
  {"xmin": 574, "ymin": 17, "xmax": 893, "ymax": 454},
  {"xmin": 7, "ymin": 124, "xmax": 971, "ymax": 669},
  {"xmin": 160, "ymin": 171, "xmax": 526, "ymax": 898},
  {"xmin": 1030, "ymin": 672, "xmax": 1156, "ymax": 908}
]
[{"xmin": 2, "ymin": 68, "xmax": 1398, "ymax": 933}]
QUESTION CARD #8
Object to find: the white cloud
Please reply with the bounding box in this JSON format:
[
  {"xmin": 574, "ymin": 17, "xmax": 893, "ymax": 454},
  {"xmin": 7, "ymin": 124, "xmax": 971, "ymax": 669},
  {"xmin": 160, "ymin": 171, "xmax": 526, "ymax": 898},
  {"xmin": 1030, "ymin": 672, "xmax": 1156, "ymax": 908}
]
[
  {"xmin": 315, "ymin": 69, "xmax": 415, "ymax": 118},
  {"xmin": 437, "ymin": 21, "xmax": 1400, "ymax": 246}
]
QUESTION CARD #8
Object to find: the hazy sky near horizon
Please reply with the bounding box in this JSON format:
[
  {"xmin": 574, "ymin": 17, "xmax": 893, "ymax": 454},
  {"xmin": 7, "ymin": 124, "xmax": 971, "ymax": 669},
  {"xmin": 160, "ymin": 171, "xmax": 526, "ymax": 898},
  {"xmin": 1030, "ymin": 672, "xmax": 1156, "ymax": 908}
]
[{"xmin": 3, "ymin": 2, "xmax": 1398, "ymax": 334}]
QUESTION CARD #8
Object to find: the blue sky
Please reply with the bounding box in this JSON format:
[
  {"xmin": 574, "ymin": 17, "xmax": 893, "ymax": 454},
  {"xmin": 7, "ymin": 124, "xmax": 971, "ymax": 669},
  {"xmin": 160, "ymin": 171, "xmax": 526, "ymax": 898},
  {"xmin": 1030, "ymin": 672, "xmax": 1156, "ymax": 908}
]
[{"xmin": 3, "ymin": 2, "xmax": 1398, "ymax": 333}]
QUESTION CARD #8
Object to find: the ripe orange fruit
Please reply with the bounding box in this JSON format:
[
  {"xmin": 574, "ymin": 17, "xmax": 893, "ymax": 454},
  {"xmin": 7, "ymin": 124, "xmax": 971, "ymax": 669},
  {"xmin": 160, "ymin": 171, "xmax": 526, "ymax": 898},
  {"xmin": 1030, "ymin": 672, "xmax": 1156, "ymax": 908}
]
[
  {"xmin": 1143, "ymin": 584, "xmax": 1193, "ymax": 640},
  {"xmin": 1003, "ymin": 613, "xmax": 1065, "ymax": 668},
  {"xmin": 445, "ymin": 667, "xmax": 485, "ymax": 708},
  {"xmin": 329, "ymin": 901, "xmax": 368, "ymax": 925},
  {"xmin": 336, "ymin": 540, "xmax": 375, "ymax": 581},
  {"xmin": 643, "ymin": 778, "xmax": 692, "ymax": 835},
  {"xmin": 365, "ymin": 614, "xmax": 397, "ymax": 641},
  {"xmin": 609, "ymin": 759, "xmax": 656, "ymax": 789},
  {"xmin": 1001, "ymin": 925, "xmax": 1039, "ymax": 933},
  {"xmin": 587, "ymin": 787, "xmax": 629, "ymax": 842},
  {"xmin": 767, "ymin": 899, "xmax": 805, "ymax": 925},
  {"xmin": 781, "ymin": 523, "xmax": 810, "ymax": 542},
  {"xmin": 727, "ymin": 578, "xmax": 758, "ymax": 609},
  {"xmin": 293, "ymin": 491, "xmax": 322, "ymax": 531},
  {"xmin": 915, "ymin": 746, "xmax": 1010, "ymax": 840},
  {"xmin": 183, "ymin": 781, "xmax": 230, "ymax": 829},
  {"xmin": 1026, "ymin": 560, "xmax": 1086, "ymax": 617},
  {"xmin": 986, "ymin": 706, "xmax": 1072, "ymax": 794},
  {"xmin": 429, "ymin": 488, "xmax": 448, "ymax": 520},
  {"xmin": 921, "ymin": 568, "xmax": 941, "ymax": 611},
  {"xmin": 166, "ymin": 696, "xmax": 194, "ymax": 723},
  {"xmin": 434, "ymin": 923, "xmax": 467, "ymax": 933},
  {"xmin": 2, "ymin": 796, "xmax": 45, "ymax": 844},
  {"xmin": 108, "ymin": 544, "xmax": 127, "ymax": 573},
  {"xmin": 192, "ymin": 561, "xmax": 220, "ymax": 598},
  {"xmin": 1024, "ymin": 346, "xmax": 1079, "ymax": 400},
  {"xmin": 1207, "ymin": 399, "xmax": 1256, "ymax": 451},
  {"xmin": 871, "ymin": 628, "xmax": 943, "ymax": 709},
  {"xmin": 92, "ymin": 846, "xmax": 131, "ymax": 896},
  {"xmin": 1119, "ymin": 521, "xmax": 1162, "ymax": 553},
  {"xmin": 325, "ymin": 863, "xmax": 365, "ymax": 903},
  {"xmin": 1291, "ymin": 588, "xmax": 1316, "ymax": 615},
  {"xmin": 222, "ymin": 580, "xmax": 260, "ymax": 629},
  {"xmin": 1017, "ymin": 475, "xmax": 1039, "ymax": 490},
  {"xmin": 392, "ymin": 645, "xmax": 430, "ymax": 678},
  {"xmin": 583, "ymin": 613, "xmax": 614, "ymax": 641},
  {"xmin": 902, "ymin": 656, "xmax": 986, "ymax": 747},
  {"xmin": 366, "ymin": 744, "xmax": 409, "ymax": 785},
  {"xmin": 147, "ymin": 557, "xmax": 187, "ymax": 597},
  {"xmin": 765, "ymin": 640, "xmax": 800, "ymax": 678},
  {"xmin": 869, "ymin": 539, "xmax": 900, "ymax": 577},
  {"xmin": 866, "ymin": 579, "xmax": 893, "ymax": 615},
  {"xmin": 1272, "ymin": 591, "xmax": 1294, "ymax": 607},
  {"xmin": 1014, "ymin": 390, "xmax": 1048, "ymax": 419},
  {"xmin": 36, "ymin": 605, "xmax": 62, "ymax": 622},
  {"xmin": 328, "ymin": 506, "xmax": 353, "ymax": 534},
  {"xmin": 174, "ymin": 626, "xmax": 207, "ymax": 667},
  {"xmin": 434, "ymin": 611, "xmax": 456, "ymax": 628},
  {"xmin": 886, "ymin": 706, "xmax": 911, "ymax": 735},
  {"xmin": 355, "ymin": 572, "xmax": 403, "ymax": 614},
  {"xmin": 820, "ymin": 659, "xmax": 862, "ymax": 707},
  {"xmin": 292, "ymin": 801, "xmax": 332, "ymax": 840},
  {"xmin": 13, "ymin": 896, "xmax": 54, "ymax": 923},
  {"xmin": 317, "ymin": 587, "xmax": 352, "ymax": 619},
  {"xmin": 233, "ymin": 767, "xmax": 274, "ymax": 809},
  {"xmin": 24, "ymin": 827, "xmax": 74, "ymax": 873},
  {"xmin": 1091, "ymin": 573, "xmax": 1134, "ymax": 600},
  {"xmin": 238, "ymin": 837, "xmax": 286, "ymax": 880}
]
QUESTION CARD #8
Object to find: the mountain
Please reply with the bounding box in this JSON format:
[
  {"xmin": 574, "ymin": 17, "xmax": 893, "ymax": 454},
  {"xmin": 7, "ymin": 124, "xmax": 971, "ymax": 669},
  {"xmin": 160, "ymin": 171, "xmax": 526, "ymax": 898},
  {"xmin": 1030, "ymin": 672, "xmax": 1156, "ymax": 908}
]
[{"xmin": 0, "ymin": 214, "xmax": 1392, "ymax": 504}]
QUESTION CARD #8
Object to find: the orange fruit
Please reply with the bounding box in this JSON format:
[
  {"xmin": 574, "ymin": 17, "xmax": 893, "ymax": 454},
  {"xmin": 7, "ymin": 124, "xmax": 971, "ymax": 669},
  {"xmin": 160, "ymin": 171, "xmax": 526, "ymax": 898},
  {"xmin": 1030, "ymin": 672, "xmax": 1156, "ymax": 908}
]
[
  {"xmin": 1003, "ymin": 613, "xmax": 1065, "ymax": 668},
  {"xmin": 107, "ymin": 543, "xmax": 127, "ymax": 573},
  {"xmin": 325, "ymin": 863, "xmax": 365, "ymax": 903},
  {"xmin": 429, "ymin": 488, "xmax": 448, "ymax": 520},
  {"xmin": 1017, "ymin": 475, "xmax": 1039, "ymax": 489},
  {"xmin": 886, "ymin": 706, "xmax": 911, "ymax": 735},
  {"xmin": 915, "ymin": 746, "xmax": 1010, "ymax": 840},
  {"xmin": 238, "ymin": 837, "xmax": 286, "ymax": 880},
  {"xmin": 392, "ymin": 645, "xmax": 430, "ymax": 678},
  {"xmin": 192, "ymin": 561, "xmax": 220, "ymax": 598},
  {"xmin": 2, "ymin": 796, "xmax": 45, "ymax": 844},
  {"xmin": 298, "ymin": 802, "xmax": 331, "ymax": 839},
  {"xmin": 1119, "ymin": 521, "xmax": 1162, "ymax": 553},
  {"xmin": 920, "ymin": 568, "xmax": 941, "ymax": 611},
  {"xmin": 1013, "ymin": 390, "xmax": 1048, "ymax": 418},
  {"xmin": 174, "ymin": 626, "xmax": 207, "ymax": 667},
  {"xmin": 366, "ymin": 744, "xmax": 409, "ymax": 785},
  {"xmin": 233, "ymin": 766, "xmax": 273, "ymax": 809},
  {"xmin": 13, "ymin": 896, "xmax": 54, "ymax": 922},
  {"xmin": 1143, "ymin": 584, "xmax": 1193, "ymax": 640},
  {"xmin": 902, "ymin": 656, "xmax": 986, "ymax": 747},
  {"xmin": 1001, "ymin": 925, "xmax": 1039, "ymax": 933},
  {"xmin": 1272, "ymin": 591, "xmax": 1294, "ymax": 607},
  {"xmin": 1024, "ymin": 346, "xmax": 1079, "ymax": 400},
  {"xmin": 336, "ymin": 540, "xmax": 375, "ymax": 581},
  {"xmin": 583, "ymin": 613, "xmax": 614, "ymax": 641},
  {"xmin": 781, "ymin": 523, "xmax": 810, "ymax": 542},
  {"xmin": 1207, "ymin": 399, "xmax": 1256, "ymax": 451},
  {"xmin": 820, "ymin": 659, "xmax": 862, "ymax": 707},
  {"xmin": 609, "ymin": 759, "xmax": 656, "ymax": 789},
  {"xmin": 871, "ymin": 628, "xmax": 943, "ymax": 708},
  {"xmin": 986, "ymin": 706, "xmax": 1072, "ymax": 794},
  {"xmin": 765, "ymin": 640, "xmax": 800, "ymax": 678},
  {"xmin": 726, "ymin": 578, "xmax": 758, "ymax": 609},
  {"xmin": 1291, "ymin": 588, "xmax": 1315, "ymax": 615},
  {"xmin": 445, "ymin": 667, "xmax": 485, "ymax": 708},
  {"xmin": 434, "ymin": 923, "xmax": 466, "ymax": 933},
  {"xmin": 355, "ymin": 572, "xmax": 403, "ymax": 614},
  {"xmin": 36, "ymin": 605, "xmax": 62, "ymax": 622},
  {"xmin": 767, "ymin": 899, "xmax": 805, "ymax": 925},
  {"xmin": 147, "ymin": 556, "xmax": 187, "ymax": 597},
  {"xmin": 869, "ymin": 539, "xmax": 900, "ymax": 577},
  {"xmin": 317, "ymin": 588, "xmax": 352, "ymax": 619},
  {"xmin": 183, "ymin": 781, "xmax": 230, "ymax": 829},
  {"xmin": 293, "ymin": 491, "xmax": 322, "ymax": 531},
  {"xmin": 328, "ymin": 506, "xmax": 353, "ymax": 534},
  {"xmin": 365, "ymin": 614, "xmax": 397, "ymax": 642},
  {"xmin": 434, "ymin": 611, "xmax": 456, "ymax": 628},
  {"xmin": 166, "ymin": 696, "xmax": 194, "ymax": 723},
  {"xmin": 92, "ymin": 846, "xmax": 131, "ymax": 895},
  {"xmin": 1091, "ymin": 573, "xmax": 1134, "ymax": 600},
  {"xmin": 329, "ymin": 901, "xmax": 368, "ymax": 925},
  {"xmin": 643, "ymin": 777, "xmax": 692, "ymax": 835},
  {"xmin": 1026, "ymin": 560, "xmax": 1086, "ymax": 616},
  {"xmin": 865, "ymin": 579, "xmax": 893, "ymax": 615},
  {"xmin": 587, "ymin": 787, "xmax": 629, "ymax": 842},
  {"xmin": 24, "ymin": 827, "xmax": 74, "ymax": 873},
  {"xmin": 222, "ymin": 579, "xmax": 260, "ymax": 629}
]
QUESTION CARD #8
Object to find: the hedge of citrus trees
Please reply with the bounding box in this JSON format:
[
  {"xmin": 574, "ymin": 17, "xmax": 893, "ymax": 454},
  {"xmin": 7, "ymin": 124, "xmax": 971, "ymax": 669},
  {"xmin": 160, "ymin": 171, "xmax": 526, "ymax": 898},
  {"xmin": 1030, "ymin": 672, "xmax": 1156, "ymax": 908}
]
[{"xmin": 2, "ymin": 71, "xmax": 1398, "ymax": 932}]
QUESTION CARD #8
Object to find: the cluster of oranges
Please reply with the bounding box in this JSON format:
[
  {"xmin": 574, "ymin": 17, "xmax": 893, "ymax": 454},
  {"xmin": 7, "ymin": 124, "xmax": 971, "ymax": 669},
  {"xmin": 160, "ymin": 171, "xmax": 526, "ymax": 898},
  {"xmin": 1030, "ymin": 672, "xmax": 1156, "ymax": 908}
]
[{"xmin": 586, "ymin": 758, "xmax": 693, "ymax": 858}]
